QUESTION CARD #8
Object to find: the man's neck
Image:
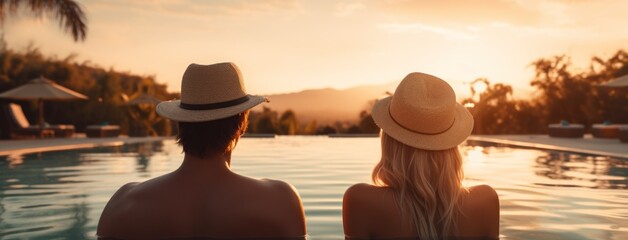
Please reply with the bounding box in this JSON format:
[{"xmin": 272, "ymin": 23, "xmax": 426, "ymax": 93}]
[{"xmin": 175, "ymin": 151, "xmax": 234, "ymax": 178}]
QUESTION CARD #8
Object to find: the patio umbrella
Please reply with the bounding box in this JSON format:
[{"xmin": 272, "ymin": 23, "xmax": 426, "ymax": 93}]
[
  {"xmin": 125, "ymin": 92, "xmax": 162, "ymax": 136},
  {"xmin": 598, "ymin": 74, "xmax": 628, "ymax": 88},
  {"xmin": 0, "ymin": 76, "xmax": 88, "ymax": 128},
  {"xmin": 125, "ymin": 93, "xmax": 161, "ymax": 106}
]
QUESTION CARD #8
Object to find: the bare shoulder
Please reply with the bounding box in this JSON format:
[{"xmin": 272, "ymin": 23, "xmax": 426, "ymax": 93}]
[
  {"xmin": 261, "ymin": 178, "xmax": 299, "ymax": 194},
  {"xmin": 97, "ymin": 182, "xmax": 141, "ymax": 236},
  {"xmin": 254, "ymin": 178, "xmax": 303, "ymax": 205},
  {"xmin": 343, "ymin": 183, "xmax": 377, "ymax": 220},
  {"xmin": 258, "ymin": 178, "xmax": 305, "ymax": 213},
  {"xmin": 101, "ymin": 182, "xmax": 141, "ymax": 212},
  {"xmin": 458, "ymin": 184, "xmax": 500, "ymax": 237},
  {"xmin": 467, "ymin": 184, "xmax": 498, "ymax": 200},
  {"xmin": 463, "ymin": 184, "xmax": 499, "ymax": 215},
  {"xmin": 256, "ymin": 178, "xmax": 306, "ymax": 236},
  {"xmin": 344, "ymin": 183, "xmax": 381, "ymax": 205},
  {"xmin": 345, "ymin": 182, "xmax": 378, "ymax": 193},
  {"xmin": 343, "ymin": 183, "xmax": 388, "ymax": 237}
]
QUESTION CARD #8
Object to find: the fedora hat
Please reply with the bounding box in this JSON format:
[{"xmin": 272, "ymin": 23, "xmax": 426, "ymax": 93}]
[
  {"xmin": 371, "ymin": 72, "xmax": 473, "ymax": 150},
  {"xmin": 157, "ymin": 62, "xmax": 267, "ymax": 122}
]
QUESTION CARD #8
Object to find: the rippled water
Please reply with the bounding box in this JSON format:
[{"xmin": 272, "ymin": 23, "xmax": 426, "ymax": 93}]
[{"xmin": 0, "ymin": 137, "xmax": 627, "ymax": 239}]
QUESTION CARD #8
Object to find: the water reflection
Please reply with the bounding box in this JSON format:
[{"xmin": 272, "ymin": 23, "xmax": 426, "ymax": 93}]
[
  {"xmin": 1, "ymin": 139, "xmax": 626, "ymax": 239},
  {"xmin": 6, "ymin": 154, "xmax": 24, "ymax": 168},
  {"xmin": 463, "ymin": 142, "xmax": 628, "ymax": 190},
  {"xmin": 534, "ymin": 152, "xmax": 627, "ymax": 189},
  {"xmin": 464, "ymin": 142, "xmax": 628, "ymax": 240},
  {"xmin": 119, "ymin": 141, "xmax": 164, "ymax": 174},
  {"xmin": 1, "ymin": 150, "xmax": 86, "ymax": 238},
  {"xmin": 0, "ymin": 142, "xmax": 165, "ymax": 239},
  {"xmin": 59, "ymin": 201, "xmax": 90, "ymax": 239}
]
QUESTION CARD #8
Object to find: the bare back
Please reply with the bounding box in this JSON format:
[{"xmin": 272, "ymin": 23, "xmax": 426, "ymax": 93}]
[
  {"xmin": 97, "ymin": 167, "xmax": 306, "ymax": 238},
  {"xmin": 343, "ymin": 184, "xmax": 499, "ymax": 239}
]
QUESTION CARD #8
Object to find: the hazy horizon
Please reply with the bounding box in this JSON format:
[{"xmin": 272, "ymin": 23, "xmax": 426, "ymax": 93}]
[{"xmin": 5, "ymin": 0, "xmax": 628, "ymax": 99}]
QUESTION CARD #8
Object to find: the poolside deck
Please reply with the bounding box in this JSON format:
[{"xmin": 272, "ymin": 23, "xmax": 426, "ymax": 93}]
[
  {"xmin": 468, "ymin": 134, "xmax": 628, "ymax": 159},
  {"xmin": 0, "ymin": 134, "xmax": 171, "ymax": 156}
]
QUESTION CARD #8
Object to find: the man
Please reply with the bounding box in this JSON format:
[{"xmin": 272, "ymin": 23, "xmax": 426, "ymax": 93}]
[{"xmin": 97, "ymin": 62, "xmax": 306, "ymax": 239}]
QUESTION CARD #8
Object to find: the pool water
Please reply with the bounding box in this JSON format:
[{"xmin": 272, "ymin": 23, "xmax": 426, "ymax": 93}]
[{"xmin": 0, "ymin": 137, "xmax": 627, "ymax": 239}]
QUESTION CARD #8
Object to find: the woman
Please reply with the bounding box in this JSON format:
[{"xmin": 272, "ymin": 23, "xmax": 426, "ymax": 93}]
[{"xmin": 343, "ymin": 72, "xmax": 499, "ymax": 239}]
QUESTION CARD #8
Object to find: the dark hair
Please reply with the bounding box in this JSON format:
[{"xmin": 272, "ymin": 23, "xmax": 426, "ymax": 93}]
[{"xmin": 177, "ymin": 111, "xmax": 249, "ymax": 157}]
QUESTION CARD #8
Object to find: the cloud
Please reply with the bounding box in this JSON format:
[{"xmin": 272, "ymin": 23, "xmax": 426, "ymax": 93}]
[
  {"xmin": 335, "ymin": 1, "xmax": 366, "ymax": 17},
  {"xmin": 514, "ymin": 0, "xmax": 628, "ymax": 29},
  {"xmin": 88, "ymin": 0, "xmax": 301, "ymax": 19},
  {"xmin": 376, "ymin": 0, "xmax": 543, "ymax": 26},
  {"xmin": 197, "ymin": 0, "xmax": 300, "ymax": 16},
  {"xmin": 377, "ymin": 23, "xmax": 478, "ymax": 41},
  {"xmin": 373, "ymin": 0, "xmax": 628, "ymax": 30},
  {"xmin": 375, "ymin": 0, "xmax": 628, "ymax": 43}
]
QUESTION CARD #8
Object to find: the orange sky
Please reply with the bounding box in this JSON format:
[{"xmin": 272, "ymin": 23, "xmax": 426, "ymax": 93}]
[{"xmin": 6, "ymin": 0, "xmax": 628, "ymax": 99}]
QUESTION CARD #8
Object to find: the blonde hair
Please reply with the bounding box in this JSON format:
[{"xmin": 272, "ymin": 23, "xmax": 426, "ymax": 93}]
[{"xmin": 372, "ymin": 133, "xmax": 467, "ymax": 239}]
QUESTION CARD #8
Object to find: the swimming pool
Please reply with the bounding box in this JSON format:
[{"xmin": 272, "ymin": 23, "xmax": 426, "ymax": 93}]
[{"xmin": 0, "ymin": 137, "xmax": 626, "ymax": 239}]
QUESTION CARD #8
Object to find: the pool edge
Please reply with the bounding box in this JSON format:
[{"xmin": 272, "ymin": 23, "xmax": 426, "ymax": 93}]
[{"xmin": 468, "ymin": 135, "xmax": 628, "ymax": 159}]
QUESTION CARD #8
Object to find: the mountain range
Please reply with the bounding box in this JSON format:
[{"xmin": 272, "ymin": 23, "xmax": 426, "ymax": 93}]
[
  {"xmin": 253, "ymin": 82, "xmax": 398, "ymax": 124},
  {"xmin": 250, "ymin": 79, "xmax": 534, "ymax": 125}
]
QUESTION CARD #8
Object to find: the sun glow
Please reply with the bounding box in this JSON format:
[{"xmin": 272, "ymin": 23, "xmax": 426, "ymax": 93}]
[
  {"xmin": 462, "ymin": 146, "xmax": 490, "ymax": 186},
  {"xmin": 4, "ymin": 1, "xmax": 626, "ymax": 96},
  {"xmin": 472, "ymin": 80, "xmax": 488, "ymax": 95}
]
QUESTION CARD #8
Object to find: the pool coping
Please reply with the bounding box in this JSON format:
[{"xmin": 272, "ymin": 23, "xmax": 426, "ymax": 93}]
[
  {"xmin": 2, "ymin": 135, "xmax": 626, "ymax": 159},
  {"xmin": 0, "ymin": 136, "xmax": 172, "ymax": 157},
  {"xmin": 468, "ymin": 135, "xmax": 628, "ymax": 159}
]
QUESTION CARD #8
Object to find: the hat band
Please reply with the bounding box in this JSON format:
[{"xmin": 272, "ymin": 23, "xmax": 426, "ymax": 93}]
[
  {"xmin": 388, "ymin": 106, "xmax": 456, "ymax": 135},
  {"xmin": 179, "ymin": 95, "xmax": 250, "ymax": 110}
]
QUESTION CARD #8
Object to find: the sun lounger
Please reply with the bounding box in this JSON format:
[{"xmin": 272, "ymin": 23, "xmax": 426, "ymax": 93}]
[
  {"xmin": 619, "ymin": 126, "xmax": 628, "ymax": 143},
  {"xmin": 548, "ymin": 123, "xmax": 585, "ymax": 138},
  {"xmin": 9, "ymin": 126, "xmax": 55, "ymax": 139},
  {"xmin": 86, "ymin": 125, "xmax": 121, "ymax": 138},
  {"xmin": 3, "ymin": 103, "xmax": 76, "ymax": 138},
  {"xmin": 30, "ymin": 124, "xmax": 75, "ymax": 138},
  {"xmin": 591, "ymin": 124, "xmax": 620, "ymax": 138}
]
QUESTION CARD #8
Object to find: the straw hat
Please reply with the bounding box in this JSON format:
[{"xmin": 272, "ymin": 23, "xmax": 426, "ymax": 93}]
[
  {"xmin": 156, "ymin": 62, "xmax": 267, "ymax": 122},
  {"xmin": 371, "ymin": 72, "xmax": 473, "ymax": 150}
]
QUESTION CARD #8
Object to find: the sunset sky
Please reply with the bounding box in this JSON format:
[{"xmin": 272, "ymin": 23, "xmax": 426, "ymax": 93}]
[{"xmin": 6, "ymin": 0, "xmax": 628, "ymax": 99}]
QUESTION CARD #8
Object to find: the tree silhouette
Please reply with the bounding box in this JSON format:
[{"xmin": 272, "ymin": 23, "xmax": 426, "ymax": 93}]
[
  {"xmin": 586, "ymin": 50, "xmax": 628, "ymax": 124},
  {"xmin": 0, "ymin": 48, "xmax": 176, "ymax": 138},
  {"xmin": 279, "ymin": 110, "xmax": 298, "ymax": 135},
  {"xmin": 358, "ymin": 110, "xmax": 379, "ymax": 133},
  {"xmin": 529, "ymin": 55, "xmax": 590, "ymax": 125},
  {"xmin": 461, "ymin": 49, "xmax": 627, "ymax": 135},
  {"xmin": 0, "ymin": 0, "xmax": 87, "ymax": 42},
  {"xmin": 251, "ymin": 107, "xmax": 279, "ymax": 134},
  {"xmin": 463, "ymin": 78, "xmax": 547, "ymax": 134}
]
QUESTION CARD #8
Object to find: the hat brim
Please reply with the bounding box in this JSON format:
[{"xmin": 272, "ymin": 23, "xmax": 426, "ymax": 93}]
[
  {"xmin": 156, "ymin": 94, "xmax": 266, "ymax": 122},
  {"xmin": 371, "ymin": 96, "xmax": 474, "ymax": 150}
]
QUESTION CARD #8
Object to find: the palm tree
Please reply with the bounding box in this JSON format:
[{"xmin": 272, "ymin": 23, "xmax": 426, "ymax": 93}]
[{"xmin": 0, "ymin": 0, "xmax": 87, "ymax": 42}]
